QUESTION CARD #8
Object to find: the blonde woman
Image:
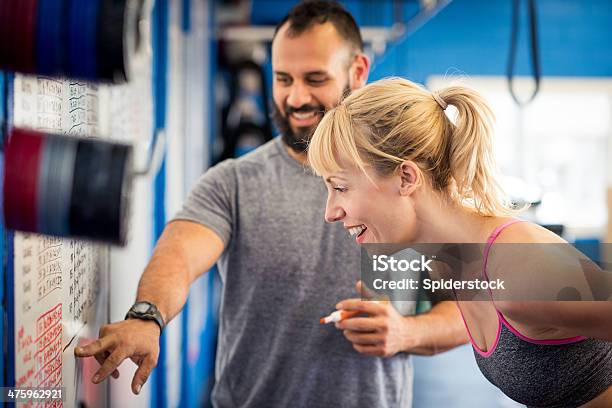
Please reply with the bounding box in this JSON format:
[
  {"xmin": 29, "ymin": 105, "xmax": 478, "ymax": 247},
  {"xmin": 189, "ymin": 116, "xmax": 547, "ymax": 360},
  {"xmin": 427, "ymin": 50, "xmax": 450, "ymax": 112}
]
[{"xmin": 307, "ymin": 77, "xmax": 612, "ymax": 408}]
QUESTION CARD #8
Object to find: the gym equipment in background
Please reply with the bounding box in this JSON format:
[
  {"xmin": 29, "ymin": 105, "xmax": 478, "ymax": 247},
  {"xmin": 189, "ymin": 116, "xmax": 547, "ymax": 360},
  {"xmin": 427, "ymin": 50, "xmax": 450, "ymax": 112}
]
[
  {"xmin": 218, "ymin": 60, "xmax": 273, "ymax": 162},
  {"xmin": 3, "ymin": 127, "xmax": 133, "ymax": 245},
  {"xmin": 0, "ymin": 0, "xmax": 150, "ymax": 82}
]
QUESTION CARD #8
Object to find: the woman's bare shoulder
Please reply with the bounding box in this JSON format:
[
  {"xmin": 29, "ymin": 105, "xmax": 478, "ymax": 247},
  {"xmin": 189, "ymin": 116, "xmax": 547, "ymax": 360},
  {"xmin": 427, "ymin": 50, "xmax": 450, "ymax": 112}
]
[{"xmin": 493, "ymin": 220, "xmax": 567, "ymax": 244}]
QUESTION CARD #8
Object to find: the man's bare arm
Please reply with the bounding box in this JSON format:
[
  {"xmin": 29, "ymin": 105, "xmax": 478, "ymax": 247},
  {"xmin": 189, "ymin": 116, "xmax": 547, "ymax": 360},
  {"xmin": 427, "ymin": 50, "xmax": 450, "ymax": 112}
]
[
  {"xmin": 74, "ymin": 220, "xmax": 225, "ymax": 394},
  {"xmin": 136, "ymin": 220, "xmax": 225, "ymax": 323}
]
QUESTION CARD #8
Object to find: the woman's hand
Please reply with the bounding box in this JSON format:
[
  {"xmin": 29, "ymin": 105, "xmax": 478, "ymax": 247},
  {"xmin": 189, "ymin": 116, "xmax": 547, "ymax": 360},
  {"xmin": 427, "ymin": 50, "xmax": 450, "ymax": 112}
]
[{"xmin": 334, "ymin": 281, "xmax": 417, "ymax": 357}]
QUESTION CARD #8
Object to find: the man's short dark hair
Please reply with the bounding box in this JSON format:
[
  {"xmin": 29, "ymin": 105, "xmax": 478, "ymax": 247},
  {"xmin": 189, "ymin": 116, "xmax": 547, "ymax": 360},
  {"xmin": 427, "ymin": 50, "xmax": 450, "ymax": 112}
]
[{"xmin": 273, "ymin": 1, "xmax": 363, "ymax": 53}]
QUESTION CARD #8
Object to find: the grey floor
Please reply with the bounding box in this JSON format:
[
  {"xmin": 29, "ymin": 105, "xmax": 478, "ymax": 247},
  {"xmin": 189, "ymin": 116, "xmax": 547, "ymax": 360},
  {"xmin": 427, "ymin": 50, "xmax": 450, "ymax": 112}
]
[{"xmin": 412, "ymin": 344, "xmax": 525, "ymax": 408}]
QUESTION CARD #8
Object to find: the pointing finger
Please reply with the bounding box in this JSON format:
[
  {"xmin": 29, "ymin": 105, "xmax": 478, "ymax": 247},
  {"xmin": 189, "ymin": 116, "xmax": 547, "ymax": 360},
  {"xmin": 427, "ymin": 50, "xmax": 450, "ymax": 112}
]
[{"xmin": 75, "ymin": 336, "xmax": 116, "ymax": 357}]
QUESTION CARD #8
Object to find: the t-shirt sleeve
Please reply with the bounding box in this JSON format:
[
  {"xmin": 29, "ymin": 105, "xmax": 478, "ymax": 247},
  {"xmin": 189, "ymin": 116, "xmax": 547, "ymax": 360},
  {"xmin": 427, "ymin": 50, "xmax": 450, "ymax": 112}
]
[{"xmin": 172, "ymin": 159, "xmax": 237, "ymax": 246}]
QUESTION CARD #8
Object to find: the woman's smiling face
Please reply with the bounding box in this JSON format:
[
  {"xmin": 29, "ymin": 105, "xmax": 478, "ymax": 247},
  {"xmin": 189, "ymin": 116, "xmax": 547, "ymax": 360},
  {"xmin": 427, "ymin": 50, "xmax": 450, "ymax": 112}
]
[{"xmin": 322, "ymin": 162, "xmax": 418, "ymax": 245}]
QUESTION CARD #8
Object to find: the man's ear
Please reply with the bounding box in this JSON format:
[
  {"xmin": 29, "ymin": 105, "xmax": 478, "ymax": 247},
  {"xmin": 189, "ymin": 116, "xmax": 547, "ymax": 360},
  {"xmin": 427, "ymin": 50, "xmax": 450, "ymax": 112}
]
[
  {"xmin": 349, "ymin": 52, "xmax": 370, "ymax": 90},
  {"xmin": 398, "ymin": 161, "xmax": 420, "ymax": 196}
]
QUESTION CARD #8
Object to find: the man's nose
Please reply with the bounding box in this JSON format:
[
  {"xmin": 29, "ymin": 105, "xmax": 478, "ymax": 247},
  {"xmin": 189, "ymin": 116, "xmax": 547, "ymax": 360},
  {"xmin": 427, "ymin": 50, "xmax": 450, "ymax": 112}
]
[{"xmin": 286, "ymin": 83, "xmax": 312, "ymax": 108}]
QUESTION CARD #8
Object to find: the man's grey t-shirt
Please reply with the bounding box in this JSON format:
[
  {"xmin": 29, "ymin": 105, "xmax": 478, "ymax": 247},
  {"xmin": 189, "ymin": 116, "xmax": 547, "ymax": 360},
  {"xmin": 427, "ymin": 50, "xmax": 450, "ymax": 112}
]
[{"xmin": 174, "ymin": 138, "xmax": 413, "ymax": 407}]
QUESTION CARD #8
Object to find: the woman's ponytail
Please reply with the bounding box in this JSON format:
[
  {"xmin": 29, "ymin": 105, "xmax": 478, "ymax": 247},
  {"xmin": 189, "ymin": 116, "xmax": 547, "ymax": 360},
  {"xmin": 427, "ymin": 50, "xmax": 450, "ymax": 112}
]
[{"xmin": 439, "ymin": 86, "xmax": 512, "ymax": 215}]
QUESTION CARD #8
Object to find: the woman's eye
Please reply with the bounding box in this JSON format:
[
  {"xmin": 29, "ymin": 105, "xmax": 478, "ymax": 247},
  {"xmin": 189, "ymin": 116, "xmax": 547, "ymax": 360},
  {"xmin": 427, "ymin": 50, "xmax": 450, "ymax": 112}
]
[{"xmin": 333, "ymin": 186, "xmax": 347, "ymax": 193}]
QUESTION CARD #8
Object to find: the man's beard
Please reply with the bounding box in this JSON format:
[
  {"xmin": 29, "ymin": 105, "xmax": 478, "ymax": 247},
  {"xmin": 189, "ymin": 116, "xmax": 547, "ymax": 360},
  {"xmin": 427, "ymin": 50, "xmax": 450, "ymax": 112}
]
[{"xmin": 272, "ymin": 85, "xmax": 351, "ymax": 154}]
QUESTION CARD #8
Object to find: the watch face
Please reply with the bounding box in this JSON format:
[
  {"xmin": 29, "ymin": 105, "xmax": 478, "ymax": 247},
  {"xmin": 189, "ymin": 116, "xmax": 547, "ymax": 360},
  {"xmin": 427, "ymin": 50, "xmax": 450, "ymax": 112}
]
[{"xmin": 134, "ymin": 303, "xmax": 150, "ymax": 313}]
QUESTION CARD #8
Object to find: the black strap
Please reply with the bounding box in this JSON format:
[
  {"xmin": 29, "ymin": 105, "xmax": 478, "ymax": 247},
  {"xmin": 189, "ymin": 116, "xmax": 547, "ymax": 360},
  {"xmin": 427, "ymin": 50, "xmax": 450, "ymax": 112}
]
[{"xmin": 507, "ymin": 0, "xmax": 541, "ymax": 107}]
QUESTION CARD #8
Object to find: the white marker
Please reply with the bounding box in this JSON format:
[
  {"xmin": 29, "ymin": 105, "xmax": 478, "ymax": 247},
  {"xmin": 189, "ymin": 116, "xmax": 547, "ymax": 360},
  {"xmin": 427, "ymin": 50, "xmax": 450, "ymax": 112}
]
[{"xmin": 319, "ymin": 310, "xmax": 360, "ymax": 324}]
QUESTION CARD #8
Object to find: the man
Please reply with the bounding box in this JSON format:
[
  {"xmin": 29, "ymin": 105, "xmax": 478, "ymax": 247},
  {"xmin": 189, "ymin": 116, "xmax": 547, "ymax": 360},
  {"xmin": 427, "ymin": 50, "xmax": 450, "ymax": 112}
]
[{"xmin": 75, "ymin": 1, "xmax": 468, "ymax": 406}]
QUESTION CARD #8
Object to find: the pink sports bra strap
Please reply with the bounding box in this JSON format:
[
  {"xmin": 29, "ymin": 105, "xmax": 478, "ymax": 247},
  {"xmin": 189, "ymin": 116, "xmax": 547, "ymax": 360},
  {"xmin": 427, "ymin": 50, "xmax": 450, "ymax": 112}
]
[
  {"xmin": 487, "ymin": 219, "xmax": 524, "ymax": 245},
  {"xmin": 482, "ymin": 219, "xmax": 524, "ymax": 270},
  {"xmin": 482, "ymin": 219, "xmax": 523, "ymax": 284}
]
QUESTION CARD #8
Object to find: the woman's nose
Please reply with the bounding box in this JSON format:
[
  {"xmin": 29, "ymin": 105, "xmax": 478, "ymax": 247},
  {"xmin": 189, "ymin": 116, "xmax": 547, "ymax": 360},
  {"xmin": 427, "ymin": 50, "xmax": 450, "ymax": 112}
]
[{"xmin": 325, "ymin": 202, "xmax": 346, "ymax": 223}]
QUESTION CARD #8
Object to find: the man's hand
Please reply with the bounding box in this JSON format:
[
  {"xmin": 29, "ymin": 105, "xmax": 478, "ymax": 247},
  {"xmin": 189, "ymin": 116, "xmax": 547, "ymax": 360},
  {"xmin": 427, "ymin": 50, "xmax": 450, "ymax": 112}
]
[
  {"xmin": 74, "ymin": 319, "xmax": 161, "ymax": 395},
  {"xmin": 335, "ymin": 281, "xmax": 419, "ymax": 357}
]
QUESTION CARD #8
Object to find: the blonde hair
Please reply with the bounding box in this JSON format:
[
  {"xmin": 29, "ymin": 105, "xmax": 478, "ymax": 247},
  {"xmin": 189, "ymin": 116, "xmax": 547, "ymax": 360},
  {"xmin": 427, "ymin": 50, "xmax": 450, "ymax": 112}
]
[{"xmin": 308, "ymin": 77, "xmax": 517, "ymax": 216}]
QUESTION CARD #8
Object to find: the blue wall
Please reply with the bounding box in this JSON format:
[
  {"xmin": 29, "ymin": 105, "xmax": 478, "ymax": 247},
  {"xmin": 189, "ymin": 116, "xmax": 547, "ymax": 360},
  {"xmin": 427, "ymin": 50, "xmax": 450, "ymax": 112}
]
[
  {"xmin": 252, "ymin": 0, "xmax": 612, "ymax": 84},
  {"xmin": 371, "ymin": 0, "xmax": 612, "ymax": 83}
]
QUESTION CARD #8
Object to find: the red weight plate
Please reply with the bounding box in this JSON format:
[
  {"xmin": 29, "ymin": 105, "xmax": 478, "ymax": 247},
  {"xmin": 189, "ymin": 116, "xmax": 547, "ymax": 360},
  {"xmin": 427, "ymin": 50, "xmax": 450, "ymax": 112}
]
[
  {"xmin": 3, "ymin": 128, "xmax": 44, "ymax": 232},
  {"xmin": 0, "ymin": 1, "xmax": 7, "ymax": 65},
  {"xmin": 20, "ymin": 0, "xmax": 38, "ymax": 72},
  {"xmin": 3, "ymin": 128, "xmax": 26, "ymax": 229},
  {"xmin": 19, "ymin": 128, "xmax": 44, "ymax": 231},
  {"xmin": 3, "ymin": 128, "xmax": 20, "ymax": 228},
  {"xmin": 9, "ymin": 0, "xmax": 25, "ymax": 72},
  {"xmin": 0, "ymin": 0, "xmax": 15, "ymax": 70},
  {"xmin": 13, "ymin": 0, "xmax": 30, "ymax": 72}
]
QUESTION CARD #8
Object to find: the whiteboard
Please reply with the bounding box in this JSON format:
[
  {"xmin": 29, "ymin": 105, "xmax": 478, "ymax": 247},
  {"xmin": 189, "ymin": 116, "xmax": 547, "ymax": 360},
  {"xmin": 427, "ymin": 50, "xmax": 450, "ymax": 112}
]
[
  {"xmin": 13, "ymin": 236, "xmax": 109, "ymax": 406},
  {"xmin": 12, "ymin": 75, "xmax": 111, "ymax": 407}
]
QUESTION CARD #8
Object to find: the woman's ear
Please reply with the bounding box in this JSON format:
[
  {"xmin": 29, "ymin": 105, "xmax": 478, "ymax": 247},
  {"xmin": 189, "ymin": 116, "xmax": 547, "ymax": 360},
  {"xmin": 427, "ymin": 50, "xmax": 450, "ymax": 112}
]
[{"xmin": 398, "ymin": 161, "xmax": 420, "ymax": 196}]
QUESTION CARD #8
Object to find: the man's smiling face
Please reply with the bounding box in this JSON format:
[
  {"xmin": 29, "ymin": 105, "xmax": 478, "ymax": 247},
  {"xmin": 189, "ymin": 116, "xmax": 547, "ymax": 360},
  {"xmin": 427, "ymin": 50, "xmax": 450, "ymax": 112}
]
[{"xmin": 271, "ymin": 21, "xmax": 353, "ymax": 153}]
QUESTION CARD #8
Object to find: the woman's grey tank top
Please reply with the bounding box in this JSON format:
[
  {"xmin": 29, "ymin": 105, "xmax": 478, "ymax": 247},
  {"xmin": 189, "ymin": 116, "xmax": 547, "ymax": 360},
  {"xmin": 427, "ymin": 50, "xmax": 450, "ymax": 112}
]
[
  {"xmin": 467, "ymin": 220, "xmax": 612, "ymax": 407},
  {"xmin": 474, "ymin": 322, "xmax": 612, "ymax": 407}
]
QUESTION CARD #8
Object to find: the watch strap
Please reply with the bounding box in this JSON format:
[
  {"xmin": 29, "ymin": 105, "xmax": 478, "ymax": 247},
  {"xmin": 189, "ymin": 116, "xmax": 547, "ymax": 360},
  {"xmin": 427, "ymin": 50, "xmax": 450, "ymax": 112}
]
[{"xmin": 125, "ymin": 301, "xmax": 165, "ymax": 333}]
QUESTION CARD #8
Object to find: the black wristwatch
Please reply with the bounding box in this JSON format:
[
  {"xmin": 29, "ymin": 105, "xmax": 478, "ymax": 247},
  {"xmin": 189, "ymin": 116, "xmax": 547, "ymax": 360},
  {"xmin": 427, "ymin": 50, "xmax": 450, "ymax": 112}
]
[{"xmin": 125, "ymin": 301, "xmax": 165, "ymax": 333}]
